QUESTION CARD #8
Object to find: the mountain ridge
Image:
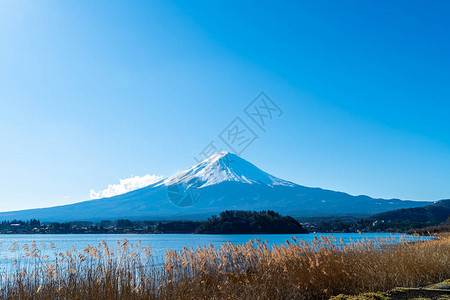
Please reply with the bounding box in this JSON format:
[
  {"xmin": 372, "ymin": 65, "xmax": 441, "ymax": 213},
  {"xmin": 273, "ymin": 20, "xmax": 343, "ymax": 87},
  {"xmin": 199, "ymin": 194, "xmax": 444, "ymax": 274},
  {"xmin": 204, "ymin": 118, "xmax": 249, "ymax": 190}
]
[
  {"xmin": 366, "ymin": 199, "xmax": 450, "ymax": 223},
  {"xmin": 0, "ymin": 152, "xmax": 434, "ymax": 221}
]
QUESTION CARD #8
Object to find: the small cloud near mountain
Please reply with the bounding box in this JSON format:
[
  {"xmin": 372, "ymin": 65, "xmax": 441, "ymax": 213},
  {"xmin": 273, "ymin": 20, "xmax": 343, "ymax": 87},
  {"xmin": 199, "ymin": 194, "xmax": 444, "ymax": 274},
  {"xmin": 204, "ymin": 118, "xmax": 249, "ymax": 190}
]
[{"xmin": 90, "ymin": 174, "xmax": 164, "ymax": 199}]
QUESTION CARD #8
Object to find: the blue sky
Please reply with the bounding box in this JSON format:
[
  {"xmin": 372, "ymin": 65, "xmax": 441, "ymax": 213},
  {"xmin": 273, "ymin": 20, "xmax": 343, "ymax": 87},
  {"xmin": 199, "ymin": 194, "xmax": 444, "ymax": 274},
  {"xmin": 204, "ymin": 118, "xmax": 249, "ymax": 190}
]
[{"xmin": 1, "ymin": 0, "xmax": 449, "ymax": 211}]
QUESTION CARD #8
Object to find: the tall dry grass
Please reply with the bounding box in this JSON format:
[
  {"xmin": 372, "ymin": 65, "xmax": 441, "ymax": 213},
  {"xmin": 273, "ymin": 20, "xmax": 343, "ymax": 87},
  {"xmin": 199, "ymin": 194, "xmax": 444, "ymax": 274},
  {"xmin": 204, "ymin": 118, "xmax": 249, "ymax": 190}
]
[{"xmin": 0, "ymin": 235, "xmax": 448, "ymax": 299}]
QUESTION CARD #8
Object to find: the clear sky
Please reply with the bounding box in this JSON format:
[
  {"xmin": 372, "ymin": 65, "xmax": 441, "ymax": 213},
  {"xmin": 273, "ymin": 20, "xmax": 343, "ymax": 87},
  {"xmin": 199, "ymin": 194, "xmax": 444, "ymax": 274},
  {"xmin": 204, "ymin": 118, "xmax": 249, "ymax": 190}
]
[{"xmin": 1, "ymin": 0, "xmax": 449, "ymax": 211}]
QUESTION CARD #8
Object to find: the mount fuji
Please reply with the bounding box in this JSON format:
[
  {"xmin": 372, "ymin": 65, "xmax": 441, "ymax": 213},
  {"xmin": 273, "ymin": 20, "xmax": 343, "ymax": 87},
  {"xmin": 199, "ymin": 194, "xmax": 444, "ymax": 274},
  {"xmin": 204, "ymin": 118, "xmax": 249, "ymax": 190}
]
[{"xmin": 0, "ymin": 152, "xmax": 432, "ymax": 222}]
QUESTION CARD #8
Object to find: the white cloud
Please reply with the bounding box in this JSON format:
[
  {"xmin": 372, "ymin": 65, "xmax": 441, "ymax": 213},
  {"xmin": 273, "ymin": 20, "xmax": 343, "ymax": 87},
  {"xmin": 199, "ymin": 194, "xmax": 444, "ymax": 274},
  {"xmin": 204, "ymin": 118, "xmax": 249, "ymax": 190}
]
[{"xmin": 90, "ymin": 174, "xmax": 164, "ymax": 199}]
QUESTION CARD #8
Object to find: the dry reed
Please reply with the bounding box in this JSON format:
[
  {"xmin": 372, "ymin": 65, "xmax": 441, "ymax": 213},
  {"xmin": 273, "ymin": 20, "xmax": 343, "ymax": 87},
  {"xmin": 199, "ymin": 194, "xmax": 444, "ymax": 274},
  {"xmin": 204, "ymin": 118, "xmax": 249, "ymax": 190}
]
[{"xmin": 0, "ymin": 234, "xmax": 448, "ymax": 299}]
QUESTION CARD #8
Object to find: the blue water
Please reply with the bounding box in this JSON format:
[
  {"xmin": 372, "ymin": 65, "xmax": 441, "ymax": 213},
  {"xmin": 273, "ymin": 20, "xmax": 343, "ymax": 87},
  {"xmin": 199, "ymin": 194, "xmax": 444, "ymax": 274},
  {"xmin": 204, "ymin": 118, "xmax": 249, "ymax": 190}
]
[{"xmin": 0, "ymin": 232, "xmax": 419, "ymax": 264}]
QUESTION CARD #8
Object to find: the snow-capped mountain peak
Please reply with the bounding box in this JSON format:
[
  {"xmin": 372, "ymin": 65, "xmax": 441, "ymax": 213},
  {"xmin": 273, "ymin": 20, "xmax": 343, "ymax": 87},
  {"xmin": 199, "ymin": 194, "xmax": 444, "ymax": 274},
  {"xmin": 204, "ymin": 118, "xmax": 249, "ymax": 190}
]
[
  {"xmin": 162, "ymin": 151, "xmax": 294, "ymax": 188},
  {"xmin": 0, "ymin": 151, "xmax": 433, "ymax": 222}
]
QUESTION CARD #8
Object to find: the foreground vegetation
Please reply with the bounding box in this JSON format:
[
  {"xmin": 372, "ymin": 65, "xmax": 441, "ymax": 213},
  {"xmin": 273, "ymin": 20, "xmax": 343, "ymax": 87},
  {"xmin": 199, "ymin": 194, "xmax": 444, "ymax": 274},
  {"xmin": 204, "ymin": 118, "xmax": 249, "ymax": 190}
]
[{"xmin": 0, "ymin": 234, "xmax": 448, "ymax": 299}]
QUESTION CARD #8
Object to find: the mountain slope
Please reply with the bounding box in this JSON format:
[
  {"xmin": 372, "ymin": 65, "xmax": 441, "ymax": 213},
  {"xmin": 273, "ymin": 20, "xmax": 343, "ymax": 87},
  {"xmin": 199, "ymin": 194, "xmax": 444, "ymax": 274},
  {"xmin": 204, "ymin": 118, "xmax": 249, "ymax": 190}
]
[
  {"xmin": 0, "ymin": 152, "xmax": 433, "ymax": 221},
  {"xmin": 366, "ymin": 199, "xmax": 450, "ymax": 223}
]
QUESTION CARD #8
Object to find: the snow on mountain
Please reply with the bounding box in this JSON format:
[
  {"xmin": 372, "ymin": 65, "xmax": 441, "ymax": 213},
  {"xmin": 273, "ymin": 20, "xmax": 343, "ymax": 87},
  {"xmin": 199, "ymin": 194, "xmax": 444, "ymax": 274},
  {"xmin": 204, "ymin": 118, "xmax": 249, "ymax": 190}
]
[{"xmin": 159, "ymin": 152, "xmax": 294, "ymax": 188}]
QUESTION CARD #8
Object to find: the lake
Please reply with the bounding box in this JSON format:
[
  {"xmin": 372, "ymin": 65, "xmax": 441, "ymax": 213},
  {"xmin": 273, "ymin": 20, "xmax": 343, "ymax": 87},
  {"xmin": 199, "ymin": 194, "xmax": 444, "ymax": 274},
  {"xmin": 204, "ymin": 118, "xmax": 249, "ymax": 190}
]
[{"xmin": 0, "ymin": 232, "xmax": 420, "ymax": 265}]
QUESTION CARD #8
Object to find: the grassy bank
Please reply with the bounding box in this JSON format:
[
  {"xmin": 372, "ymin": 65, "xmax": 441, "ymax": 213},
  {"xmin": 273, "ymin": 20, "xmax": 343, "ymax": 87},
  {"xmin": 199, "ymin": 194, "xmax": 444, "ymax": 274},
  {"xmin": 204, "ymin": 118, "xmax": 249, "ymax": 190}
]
[{"xmin": 0, "ymin": 234, "xmax": 448, "ymax": 299}]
